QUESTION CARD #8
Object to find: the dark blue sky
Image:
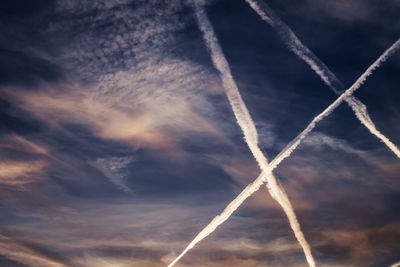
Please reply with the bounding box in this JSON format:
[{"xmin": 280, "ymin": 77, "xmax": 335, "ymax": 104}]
[{"xmin": 0, "ymin": 0, "xmax": 399, "ymax": 266}]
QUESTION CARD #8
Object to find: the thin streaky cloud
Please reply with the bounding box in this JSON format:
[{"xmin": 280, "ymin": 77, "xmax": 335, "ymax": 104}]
[
  {"xmin": 0, "ymin": 235, "xmax": 70, "ymax": 267},
  {"xmin": 244, "ymin": 0, "xmax": 400, "ymax": 159},
  {"xmin": 0, "ymin": 1, "xmax": 398, "ymax": 266},
  {"xmin": 169, "ymin": 1, "xmax": 315, "ymax": 266}
]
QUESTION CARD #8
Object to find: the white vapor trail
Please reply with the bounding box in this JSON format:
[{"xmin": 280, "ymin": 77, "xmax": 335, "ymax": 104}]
[
  {"xmin": 244, "ymin": 0, "xmax": 400, "ymax": 159},
  {"xmin": 390, "ymin": 262, "xmax": 400, "ymax": 267},
  {"xmin": 169, "ymin": 1, "xmax": 315, "ymax": 266},
  {"xmin": 169, "ymin": 14, "xmax": 400, "ymax": 265}
]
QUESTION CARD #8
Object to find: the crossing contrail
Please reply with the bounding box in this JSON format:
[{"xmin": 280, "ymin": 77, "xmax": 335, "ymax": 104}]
[
  {"xmin": 268, "ymin": 38, "xmax": 400, "ymax": 170},
  {"xmin": 168, "ymin": 21, "xmax": 400, "ymax": 266},
  {"xmin": 244, "ymin": 0, "xmax": 400, "ymax": 158},
  {"xmin": 168, "ymin": 1, "xmax": 315, "ymax": 267}
]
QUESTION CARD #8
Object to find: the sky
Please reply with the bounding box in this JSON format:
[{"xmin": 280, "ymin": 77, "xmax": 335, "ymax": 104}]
[{"xmin": 0, "ymin": 0, "xmax": 399, "ymax": 266}]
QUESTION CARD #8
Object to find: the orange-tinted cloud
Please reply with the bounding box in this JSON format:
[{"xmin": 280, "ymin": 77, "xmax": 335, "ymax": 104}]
[
  {"xmin": 0, "ymin": 134, "xmax": 49, "ymax": 188},
  {"xmin": 4, "ymin": 78, "xmax": 225, "ymax": 157},
  {"xmin": 0, "ymin": 160, "xmax": 46, "ymax": 186},
  {"xmin": 317, "ymin": 222, "xmax": 400, "ymax": 261},
  {"xmin": 0, "ymin": 234, "xmax": 69, "ymax": 267},
  {"xmin": 0, "ymin": 134, "xmax": 49, "ymax": 156}
]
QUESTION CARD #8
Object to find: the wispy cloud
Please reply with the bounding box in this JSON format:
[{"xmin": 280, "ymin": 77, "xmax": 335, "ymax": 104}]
[
  {"xmin": 0, "ymin": 0, "xmax": 399, "ymax": 266},
  {"xmin": 301, "ymin": 132, "xmax": 366, "ymax": 157},
  {"xmin": 0, "ymin": 134, "xmax": 49, "ymax": 155},
  {"xmin": 315, "ymin": 223, "xmax": 400, "ymax": 265},
  {"xmin": 0, "ymin": 134, "xmax": 49, "ymax": 188},
  {"xmin": 4, "ymin": 69, "xmax": 224, "ymax": 155},
  {"xmin": 0, "ymin": 160, "xmax": 46, "ymax": 187},
  {"xmin": 1, "ymin": 0, "xmax": 230, "ymax": 157},
  {"xmin": 92, "ymin": 156, "xmax": 134, "ymax": 194},
  {"xmin": 0, "ymin": 234, "xmax": 69, "ymax": 267}
]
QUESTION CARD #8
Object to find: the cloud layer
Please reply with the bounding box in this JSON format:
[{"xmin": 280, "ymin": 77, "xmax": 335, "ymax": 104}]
[{"xmin": 0, "ymin": 0, "xmax": 399, "ymax": 266}]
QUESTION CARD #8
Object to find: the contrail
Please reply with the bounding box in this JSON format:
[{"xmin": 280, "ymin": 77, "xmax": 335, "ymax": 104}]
[
  {"xmin": 267, "ymin": 38, "xmax": 400, "ymax": 172},
  {"xmin": 244, "ymin": 0, "xmax": 400, "ymax": 159},
  {"xmin": 169, "ymin": 26, "xmax": 400, "ymax": 267},
  {"xmin": 389, "ymin": 261, "xmax": 400, "ymax": 267},
  {"xmin": 169, "ymin": 1, "xmax": 315, "ymax": 267}
]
